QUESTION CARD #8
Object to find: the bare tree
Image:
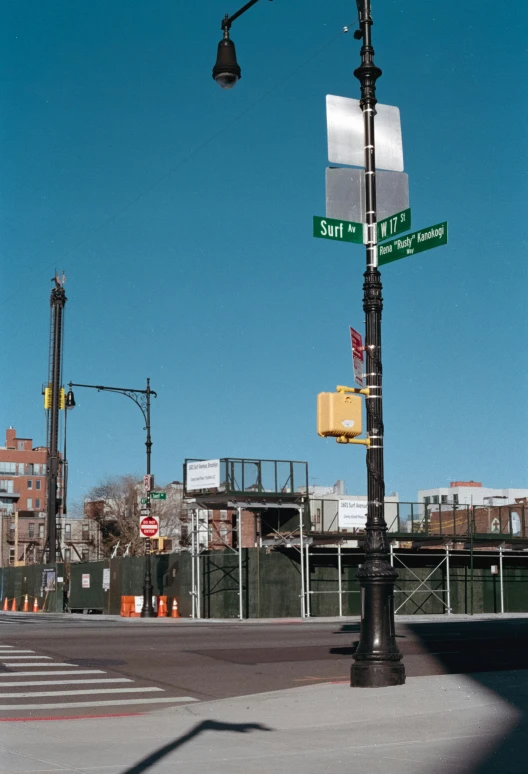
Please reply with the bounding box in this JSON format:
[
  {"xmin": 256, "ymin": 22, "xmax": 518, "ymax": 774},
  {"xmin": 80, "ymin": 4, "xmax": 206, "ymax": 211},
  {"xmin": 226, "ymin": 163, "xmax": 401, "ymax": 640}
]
[{"xmin": 85, "ymin": 475, "xmax": 144, "ymax": 557}]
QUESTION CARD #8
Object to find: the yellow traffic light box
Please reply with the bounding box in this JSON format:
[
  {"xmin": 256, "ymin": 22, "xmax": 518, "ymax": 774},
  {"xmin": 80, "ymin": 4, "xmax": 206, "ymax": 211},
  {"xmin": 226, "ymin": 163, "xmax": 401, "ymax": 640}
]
[{"xmin": 317, "ymin": 391, "xmax": 362, "ymax": 439}]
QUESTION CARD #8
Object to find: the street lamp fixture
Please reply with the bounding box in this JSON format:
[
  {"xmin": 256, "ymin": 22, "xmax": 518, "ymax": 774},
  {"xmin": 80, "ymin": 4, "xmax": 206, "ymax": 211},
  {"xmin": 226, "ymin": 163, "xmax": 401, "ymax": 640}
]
[
  {"xmin": 212, "ymin": 0, "xmax": 272, "ymax": 89},
  {"xmin": 66, "ymin": 378, "xmax": 157, "ymax": 618},
  {"xmin": 212, "ymin": 0, "xmax": 404, "ymax": 687}
]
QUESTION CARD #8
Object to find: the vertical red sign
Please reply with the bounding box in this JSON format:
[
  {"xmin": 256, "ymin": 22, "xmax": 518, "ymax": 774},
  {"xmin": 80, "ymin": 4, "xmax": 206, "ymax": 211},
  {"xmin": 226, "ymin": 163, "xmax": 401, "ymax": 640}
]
[{"xmin": 350, "ymin": 327, "xmax": 364, "ymax": 387}]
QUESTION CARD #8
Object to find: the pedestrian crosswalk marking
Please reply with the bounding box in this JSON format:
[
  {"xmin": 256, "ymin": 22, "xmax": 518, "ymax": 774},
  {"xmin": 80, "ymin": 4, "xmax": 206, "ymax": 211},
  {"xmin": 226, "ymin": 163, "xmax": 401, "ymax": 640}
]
[
  {"xmin": 1, "ymin": 655, "xmax": 51, "ymax": 660},
  {"xmin": 0, "ymin": 687, "xmax": 164, "ymax": 698},
  {"xmin": 0, "ymin": 678, "xmax": 132, "ymax": 687},
  {"xmin": 5, "ymin": 662, "xmax": 79, "ymax": 667},
  {"xmin": 0, "ymin": 670, "xmax": 105, "ymax": 677},
  {"xmin": 0, "ymin": 697, "xmax": 198, "ymax": 710}
]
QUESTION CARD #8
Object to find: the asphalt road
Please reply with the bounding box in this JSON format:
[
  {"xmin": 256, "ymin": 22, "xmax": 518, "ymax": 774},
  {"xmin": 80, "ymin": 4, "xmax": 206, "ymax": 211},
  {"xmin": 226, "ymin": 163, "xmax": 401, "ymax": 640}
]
[{"xmin": 0, "ymin": 613, "xmax": 527, "ymax": 719}]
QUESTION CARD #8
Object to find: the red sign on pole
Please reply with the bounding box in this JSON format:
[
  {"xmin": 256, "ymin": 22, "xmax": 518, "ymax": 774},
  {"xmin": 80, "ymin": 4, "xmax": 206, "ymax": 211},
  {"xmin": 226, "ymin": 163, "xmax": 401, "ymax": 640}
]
[
  {"xmin": 139, "ymin": 515, "xmax": 159, "ymax": 539},
  {"xmin": 350, "ymin": 327, "xmax": 364, "ymax": 388}
]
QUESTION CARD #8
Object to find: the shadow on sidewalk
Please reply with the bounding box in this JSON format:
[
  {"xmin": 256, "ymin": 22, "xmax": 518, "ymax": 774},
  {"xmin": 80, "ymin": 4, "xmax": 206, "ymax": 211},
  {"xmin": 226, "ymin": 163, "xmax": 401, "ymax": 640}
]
[
  {"xmin": 338, "ymin": 617, "xmax": 528, "ymax": 773},
  {"xmin": 123, "ymin": 719, "xmax": 273, "ymax": 774}
]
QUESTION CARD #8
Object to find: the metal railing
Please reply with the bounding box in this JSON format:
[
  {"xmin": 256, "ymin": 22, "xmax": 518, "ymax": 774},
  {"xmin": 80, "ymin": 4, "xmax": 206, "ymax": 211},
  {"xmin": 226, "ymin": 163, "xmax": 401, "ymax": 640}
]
[{"xmin": 308, "ymin": 500, "xmax": 528, "ymax": 540}]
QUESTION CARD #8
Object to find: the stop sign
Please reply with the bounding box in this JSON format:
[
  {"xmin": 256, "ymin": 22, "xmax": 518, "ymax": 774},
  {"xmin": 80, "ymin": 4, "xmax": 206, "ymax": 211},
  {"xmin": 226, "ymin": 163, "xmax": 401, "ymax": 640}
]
[{"xmin": 139, "ymin": 515, "xmax": 159, "ymax": 539}]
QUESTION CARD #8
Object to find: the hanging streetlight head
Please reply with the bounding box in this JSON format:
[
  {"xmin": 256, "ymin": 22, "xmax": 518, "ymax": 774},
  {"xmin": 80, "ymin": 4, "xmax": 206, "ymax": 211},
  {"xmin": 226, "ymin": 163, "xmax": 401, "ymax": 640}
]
[
  {"xmin": 212, "ymin": 28, "xmax": 241, "ymax": 89},
  {"xmin": 66, "ymin": 388, "xmax": 76, "ymax": 409}
]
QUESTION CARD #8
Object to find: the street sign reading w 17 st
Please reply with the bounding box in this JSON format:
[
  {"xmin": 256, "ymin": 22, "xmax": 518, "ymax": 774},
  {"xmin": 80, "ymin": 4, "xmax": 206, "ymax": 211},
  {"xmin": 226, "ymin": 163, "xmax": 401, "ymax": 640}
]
[
  {"xmin": 377, "ymin": 208, "xmax": 411, "ymax": 242},
  {"xmin": 313, "ymin": 215, "xmax": 363, "ymax": 245},
  {"xmin": 378, "ymin": 222, "xmax": 448, "ymax": 266}
]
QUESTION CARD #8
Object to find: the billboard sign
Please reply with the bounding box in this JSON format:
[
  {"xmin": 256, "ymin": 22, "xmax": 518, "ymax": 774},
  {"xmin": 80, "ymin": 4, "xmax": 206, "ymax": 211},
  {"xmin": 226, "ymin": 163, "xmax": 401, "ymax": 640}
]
[
  {"xmin": 186, "ymin": 459, "xmax": 221, "ymax": 491},
  {"xmin": 338, "ymin": 499, "xmax": 368, "ymax": 530}
]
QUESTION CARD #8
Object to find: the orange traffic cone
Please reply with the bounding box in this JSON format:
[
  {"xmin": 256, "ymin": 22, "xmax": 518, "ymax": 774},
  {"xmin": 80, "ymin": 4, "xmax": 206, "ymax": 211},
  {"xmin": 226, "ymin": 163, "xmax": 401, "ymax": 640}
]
[
  {"xmin": 170, "ymin": 598, "xmax": 181, "ymax": 618},
  {"xmin": 10, "ymin": 597, "xmax": 16, "ymax": 612},
  {"xmin": 158, "ymin": 596, "xmax": 167, "ymax": 617},
  {"xmin": 32, "ymin": 597, "xmax": 39, "ymax": 613},
  {"xmin": 22, "ymin": 595, "xmax": 29, "ymax": 612},
  {"xmin": 2, "ymin": 597, "xmax": 8, "ymax": 611}
]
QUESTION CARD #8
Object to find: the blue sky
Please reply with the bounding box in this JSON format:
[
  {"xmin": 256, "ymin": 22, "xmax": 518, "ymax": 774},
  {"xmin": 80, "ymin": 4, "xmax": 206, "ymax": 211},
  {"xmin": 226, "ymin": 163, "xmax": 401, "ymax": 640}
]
[{"xmin": 1, "ymin": 0, "xmax": 527, "ymax": 505}]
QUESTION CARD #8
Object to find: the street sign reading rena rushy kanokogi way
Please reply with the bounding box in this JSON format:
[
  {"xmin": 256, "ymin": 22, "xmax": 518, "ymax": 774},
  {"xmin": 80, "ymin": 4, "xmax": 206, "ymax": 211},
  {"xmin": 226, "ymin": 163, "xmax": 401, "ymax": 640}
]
[
  {"xmin": 377, "ymin": 208, "xmax": 411, "ymax": 242},
  {"xmin": 313, "ymin": 215, "xmax": 363, "ymax": 244},
  {"xmin": 378, "ymin": 222, "xmax": 448, "ymax": 266}
]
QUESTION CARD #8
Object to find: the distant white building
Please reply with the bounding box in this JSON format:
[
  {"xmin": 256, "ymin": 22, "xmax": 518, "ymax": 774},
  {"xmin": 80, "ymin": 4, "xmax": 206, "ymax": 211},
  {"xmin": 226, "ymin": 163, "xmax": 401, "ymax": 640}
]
[{"xmin": 418, "ymin": 481, "xmax": 528, "ymax": 508}]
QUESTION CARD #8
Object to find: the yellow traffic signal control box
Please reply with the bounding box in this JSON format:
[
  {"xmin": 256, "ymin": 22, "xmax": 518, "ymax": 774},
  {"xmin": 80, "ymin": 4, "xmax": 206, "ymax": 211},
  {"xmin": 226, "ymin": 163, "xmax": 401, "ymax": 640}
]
[{"xmin": 317, "ymin": 392, "xmax": 362, "ymax": 438}]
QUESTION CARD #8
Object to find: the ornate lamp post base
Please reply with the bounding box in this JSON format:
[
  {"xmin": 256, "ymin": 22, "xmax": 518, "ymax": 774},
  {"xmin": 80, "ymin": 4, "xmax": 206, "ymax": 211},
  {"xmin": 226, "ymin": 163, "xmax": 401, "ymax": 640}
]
[{"xmin": 350, "ymin": 558, "xmax": 406, "ymax": 688}]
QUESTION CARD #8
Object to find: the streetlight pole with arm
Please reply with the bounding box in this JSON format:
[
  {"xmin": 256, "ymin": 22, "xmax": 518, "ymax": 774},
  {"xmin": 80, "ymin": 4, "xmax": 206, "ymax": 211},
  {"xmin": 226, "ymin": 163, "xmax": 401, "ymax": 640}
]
[
  {"xmin": 212, "ymin": 0, "xmax": 404, "ymax": 687},
  {"xmin": 66, "ymin": 378, "xmax": 157, "ymax": 617}
]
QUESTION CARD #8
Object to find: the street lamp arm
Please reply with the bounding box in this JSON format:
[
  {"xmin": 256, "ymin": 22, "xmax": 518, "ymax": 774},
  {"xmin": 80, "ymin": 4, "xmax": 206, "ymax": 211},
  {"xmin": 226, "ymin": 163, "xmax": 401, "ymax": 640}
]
[
  {"xmin": 67, "ymin": 381, "xmax": 157, "ymax": 428},
  {"xmin": 222, "ymin": 0, "xmax": 270, "ymax": 30}
]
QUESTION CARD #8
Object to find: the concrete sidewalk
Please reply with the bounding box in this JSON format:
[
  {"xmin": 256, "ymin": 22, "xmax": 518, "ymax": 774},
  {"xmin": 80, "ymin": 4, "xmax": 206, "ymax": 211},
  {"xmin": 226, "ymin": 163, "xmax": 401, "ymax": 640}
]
[{"xmin": 1, "ymin": 669, "xmax": 527, "ymax": 773}]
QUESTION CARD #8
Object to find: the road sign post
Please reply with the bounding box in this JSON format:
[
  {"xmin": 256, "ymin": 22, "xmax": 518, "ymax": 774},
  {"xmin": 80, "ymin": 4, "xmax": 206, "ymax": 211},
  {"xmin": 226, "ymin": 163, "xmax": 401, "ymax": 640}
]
[
  {"xmin": 313, "ymin": 216, "xmax": 364, "ymax": 244},
  {"xmin": 379, "ymin": 222, "xmax": 448, "ymax": 266}
]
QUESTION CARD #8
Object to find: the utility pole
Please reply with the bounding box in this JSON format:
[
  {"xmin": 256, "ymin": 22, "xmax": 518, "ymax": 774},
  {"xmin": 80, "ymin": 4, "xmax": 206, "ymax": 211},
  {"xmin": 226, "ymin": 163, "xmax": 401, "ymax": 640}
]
[
  {"xmin": 46, "ymin": 275, "xmax": 67, "ymax": 564},
  {"xmin": 350, "ymin": 0, "xmax": 405, "ymax": 687}
]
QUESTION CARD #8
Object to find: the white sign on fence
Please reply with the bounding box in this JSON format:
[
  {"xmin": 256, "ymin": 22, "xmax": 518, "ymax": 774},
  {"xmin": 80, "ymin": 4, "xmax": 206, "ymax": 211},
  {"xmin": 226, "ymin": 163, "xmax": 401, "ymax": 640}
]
[
  {"xmin": 81, "ymin": 574, "xmax": 90, "ymax": 589},
  {"xmin": 186, "ymin": 459, "xmax": 221, "ymax": 491},
  {"xmin": 338, "ymin": 499, "xmax": 368, "ymax": 530}
]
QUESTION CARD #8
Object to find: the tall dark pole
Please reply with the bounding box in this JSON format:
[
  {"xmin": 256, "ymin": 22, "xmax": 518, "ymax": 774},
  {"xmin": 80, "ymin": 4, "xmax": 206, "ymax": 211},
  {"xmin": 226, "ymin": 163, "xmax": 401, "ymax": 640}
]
[
  {"xmin": 350, "ymin": 0, "xmax": 405, "ymax": 687},
  {"xmin": 66, "ymin": 378, "xmax": 157, "ymax": 616},
  {"xmin": 46, "ymin": 277, "xmax": 66, "ymax": 564},
  {"xmin": 141, "ymin": 378, "xmax": 155, "ymax": 617}
]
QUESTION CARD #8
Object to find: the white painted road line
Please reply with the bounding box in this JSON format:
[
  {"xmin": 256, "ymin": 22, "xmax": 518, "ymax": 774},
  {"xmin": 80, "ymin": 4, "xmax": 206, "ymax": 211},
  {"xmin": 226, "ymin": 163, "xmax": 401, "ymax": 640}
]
[
  {"xmin": 0, "ymin": 687, "xmax": 165, "ymax": 698},
  {"xmin": 4, "ymin": 662, "xmax": 79, "ymax": 667},
  {"xmin": 0, "ymin": 655, "xmax": 51, "ymax": 660},
  {"xmin": 0, "ymin": 670, "xmax": 105, "ymax": 677},
  {"xmin": 0, "ymin": 697, "xmax": 198, "ymax": 710},
  {"xmin": 0, "ymin": 649, "xmax": 35, "ymax": 657},
  {"xmin": 0, "ymin": 678, "xmax": 132, "ymax": 687}
]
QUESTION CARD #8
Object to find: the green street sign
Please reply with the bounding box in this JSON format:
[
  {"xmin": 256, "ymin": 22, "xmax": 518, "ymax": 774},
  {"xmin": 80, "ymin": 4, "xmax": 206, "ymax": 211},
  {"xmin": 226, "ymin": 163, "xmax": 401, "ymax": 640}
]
[
  {"xmin": 150, "ymin": 492, "xmax": 167, "ymax": 500},
  {"xmin": 379, "ymin": 222, "xmax": 448, "ymax": 266},
  {"xmin": 140, "ymin": 498, "xmax": 147, "ymax": 504},
  {"xmin": 313, "ymin": 215, "xmax": 363, "ymax": 245},
  {"xmin": 377, "ymin": 208, "xmax": 411, "ymax": 242}
]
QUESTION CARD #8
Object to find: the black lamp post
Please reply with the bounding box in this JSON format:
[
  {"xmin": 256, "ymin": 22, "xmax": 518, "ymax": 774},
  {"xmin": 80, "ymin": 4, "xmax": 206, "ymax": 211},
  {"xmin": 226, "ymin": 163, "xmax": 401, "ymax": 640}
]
[
  {"xmin": 349, "ymin": 0, "xmax": 404, "ymax": 687},
  {"xmin": 66, "ymin": 378, "xmax": 157, "ymax": 618},
  {"xmin": 212, "ymin": 0, "xmax": 404, "ymax": 687}
]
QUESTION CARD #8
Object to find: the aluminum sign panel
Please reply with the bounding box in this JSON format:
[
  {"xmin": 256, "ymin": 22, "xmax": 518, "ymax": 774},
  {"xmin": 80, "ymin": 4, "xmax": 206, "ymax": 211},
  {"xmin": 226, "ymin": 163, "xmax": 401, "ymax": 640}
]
[
  {"xmin": 326, "ymin": 95, "xmax": 404, "ymax": 172},
  {"xmin": 326, "ymin": 168, "xmax": 409, "ymax": 223}
]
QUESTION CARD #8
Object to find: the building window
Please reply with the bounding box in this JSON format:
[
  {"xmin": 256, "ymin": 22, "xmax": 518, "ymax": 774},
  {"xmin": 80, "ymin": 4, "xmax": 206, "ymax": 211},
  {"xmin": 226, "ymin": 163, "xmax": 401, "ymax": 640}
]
[
  {"xmin": 9, "ymin": 549, "xmax": 15, "ymax": 566},
  {"xmin": 28, "ymin": 523, "xmax": 35, "ymax": 538},
  {"xmin": 27, "ymin": 480, "xmax": 33, "ymax": 490},
  {"xmin": 0, "ymin": 480, "xmax": 14, "ymax": 493},
  {"xmin": 65, "ymin": 524, "xmax": 71, "ymax": 538},
  {"xmin": 36, "ymin": 480, "xmax": 41, "ymax": 490},
  {"xmin": 453, "ymin": 494, "xmax": 459, "ymax": 505},
  {"xmin": 432, "ymin": 495, "xmax": 439, "ymax": 504},
  {"xmin": 441, "ymin": 495, "xmax": 448, "ymax": 504},
  {"xmin": 27, "ymin": 498, "xmax": 32, "ymax": 509},
  {"xmin": 35, "ymin": 499, "xmax": 41, "ymax": 509},
  {"xmin": 9, "ymin": 522, "xmax": 15, "ymax": 537},
  {"xmin": 17, "ymin": 442, "xmax": 24, "ymax": 451},
  {"xmin": 64, "ymin": 548, "xmax": 71, "ymax": 563},
  {"xmin": 0, "ymin": 463, "xmax": 16, "ymax": 475},
  {"xmin": 81, "ymin": 549, "xmax": 89, "ymax": 561},
  {"xmin": 424, "ymin": 496, "xmax": 431, "ymax": 506},
  {"xmin": 39, "ymin": 523, "xmax": 45, "ymax": 538},
  {"xmin": 82, "ymin": 524, "xmax": 90, "ymax": 540}
]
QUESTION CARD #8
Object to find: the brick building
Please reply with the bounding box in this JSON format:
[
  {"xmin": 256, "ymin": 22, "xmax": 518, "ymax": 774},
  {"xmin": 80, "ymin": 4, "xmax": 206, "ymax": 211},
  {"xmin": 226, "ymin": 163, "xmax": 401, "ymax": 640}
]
[{"xmin": 0, "ymin": 427, "xmax": 96, "ymax": 565}]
